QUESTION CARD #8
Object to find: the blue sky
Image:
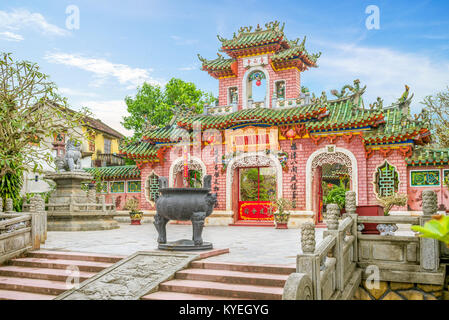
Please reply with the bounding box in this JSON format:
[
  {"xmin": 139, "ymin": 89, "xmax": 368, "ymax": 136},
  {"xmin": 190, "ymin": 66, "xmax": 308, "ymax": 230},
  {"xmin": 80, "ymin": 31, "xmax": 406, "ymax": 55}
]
[{"xmin": 1, "ymin": 0, "xmax": 448, "ymax": 136}]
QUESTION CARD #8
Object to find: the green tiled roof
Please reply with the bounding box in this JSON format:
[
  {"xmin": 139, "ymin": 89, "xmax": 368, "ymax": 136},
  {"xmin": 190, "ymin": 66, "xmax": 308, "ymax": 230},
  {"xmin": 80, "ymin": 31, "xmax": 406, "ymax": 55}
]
[
  {"xmin": 219, "ymin": 25, "xmax": 286, "ymax": 50},
  {"xmin": 177, "ymin": 103, "xmax": 326, "ymax": 130},
  {"xmin": 199, "ymin": 54, "xmax": 235, "ymax": 71},
  {"xmin": 120, "ymin": 140, "xmax": 160, "ymax": 157},
  {"xmin": 271, "ymin": 40, "xmax": 320, "ymax": 67},
  {"xmin": 143, "ymin": 126, "xmax": 192, "ymax": 143},
  {"xmin": 84, "ymin": 165, "xmax": 140, "ymax": 179},
  {"xmin": 363, "ymin": 107, "xmax": 428, "ymax": 144},
  {"xmin": 306, "ymin": 99, "xmax": 383, "ymax": 132},
  {"xmin": 406, "ymin": 148, "xmax": 449, "ymax": 166}
]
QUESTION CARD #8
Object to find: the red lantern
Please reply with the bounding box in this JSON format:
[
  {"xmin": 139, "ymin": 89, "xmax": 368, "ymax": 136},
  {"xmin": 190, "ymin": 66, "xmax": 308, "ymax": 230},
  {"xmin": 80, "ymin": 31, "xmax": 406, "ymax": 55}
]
[
  {"xmin": 286, "ymin": 128, "xmax": 296, "ymax": 140},
  {"xmin": 256, "ymin": 79, "xmax": 261, "ymax": 86}
]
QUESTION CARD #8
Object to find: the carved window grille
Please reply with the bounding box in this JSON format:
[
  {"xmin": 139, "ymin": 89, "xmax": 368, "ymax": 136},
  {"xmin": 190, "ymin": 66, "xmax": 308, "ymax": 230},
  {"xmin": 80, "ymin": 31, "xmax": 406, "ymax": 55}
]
[
  {"xmin": 374, "ymin": 161, "xmax": 399, "ymax": 197},
  {"xmin": 127, "ymin": 180, "xmax": 141, "ymax": 193},
  {"xmin": 110, "ymin": 181, "xmax": 125, "ymax": 193},
  {"xmin": 410, "ymin": 170, "xmax": 440, "ymax": 187},
  {"xmin": 148, "ymin": 173, "xmax": 160, "ymax": 202}
]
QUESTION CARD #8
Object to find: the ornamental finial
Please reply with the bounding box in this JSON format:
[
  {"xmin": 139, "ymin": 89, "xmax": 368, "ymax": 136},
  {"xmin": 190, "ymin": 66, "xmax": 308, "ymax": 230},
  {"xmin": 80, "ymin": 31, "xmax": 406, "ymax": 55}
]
[
  {"xmin": 280, "ymin": 22, "xmax": 285, "ymax": 32},
  {"xmin": 197, "ymin": 54, "xmax": 206, "ymax": 63},
  {"xmin": 217, "ymin": 34, "xmax": 225, "ymax": 42}
]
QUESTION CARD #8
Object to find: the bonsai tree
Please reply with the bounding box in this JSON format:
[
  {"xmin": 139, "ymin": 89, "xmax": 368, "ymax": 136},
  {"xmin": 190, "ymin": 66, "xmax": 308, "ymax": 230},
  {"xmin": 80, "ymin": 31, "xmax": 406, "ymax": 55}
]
[
  {"xmin": 377, "ymin": 193, "xmax": 408, "ymax": 216},
  {"xmin": 411, "ymin": 215, "xmax": 449, "ymax": 247},
  {"xmin": 124, "ymin": 198, "xmax": 140, "ymax": 214},
  {"xmin": 268, "ymin": 193, "xmax": 293, "ymax": 224}
]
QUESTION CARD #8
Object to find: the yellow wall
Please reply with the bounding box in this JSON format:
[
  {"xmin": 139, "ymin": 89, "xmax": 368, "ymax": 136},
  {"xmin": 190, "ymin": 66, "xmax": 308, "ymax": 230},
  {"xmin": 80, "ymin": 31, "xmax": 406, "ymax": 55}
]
[{"xmin": 82, "ymin": 126, "xmax": 120, "ymax": 160}]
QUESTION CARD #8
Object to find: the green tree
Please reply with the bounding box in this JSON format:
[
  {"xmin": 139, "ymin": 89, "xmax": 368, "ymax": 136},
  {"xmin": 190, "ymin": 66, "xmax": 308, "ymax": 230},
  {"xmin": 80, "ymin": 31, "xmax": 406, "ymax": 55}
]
[
  {"xmin": 421, "ymin": 87, "xmax": 449, "ymax": 147},
  {"xmin": 0, "ymin": 52, "xmax": 89, "ymax": 209},
  {"xmin": 122, "ymin": 78, "xmax": 217, "ymax": 138}
]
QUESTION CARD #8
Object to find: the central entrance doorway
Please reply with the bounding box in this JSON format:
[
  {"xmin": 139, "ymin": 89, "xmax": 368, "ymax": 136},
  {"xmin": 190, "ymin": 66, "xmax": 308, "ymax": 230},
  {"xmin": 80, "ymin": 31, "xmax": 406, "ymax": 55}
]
[{"xmin": 238, "ymin": 167, "xmax": 276, "ymax": 222}]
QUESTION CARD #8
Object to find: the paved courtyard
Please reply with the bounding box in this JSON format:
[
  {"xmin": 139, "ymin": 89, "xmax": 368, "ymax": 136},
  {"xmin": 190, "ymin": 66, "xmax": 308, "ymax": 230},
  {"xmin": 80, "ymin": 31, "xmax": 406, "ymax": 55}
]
[{"xmin": 42, "ymin": 223, "xmax": 326, "ymax": 265}]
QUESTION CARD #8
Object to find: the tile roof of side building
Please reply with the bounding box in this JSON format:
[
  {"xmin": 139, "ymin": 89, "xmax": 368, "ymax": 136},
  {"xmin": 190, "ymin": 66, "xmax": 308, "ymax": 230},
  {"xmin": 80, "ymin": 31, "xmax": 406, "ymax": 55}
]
[{"xmin": 46, "ymin": 102, "xmax": 125, "ymax": 139}]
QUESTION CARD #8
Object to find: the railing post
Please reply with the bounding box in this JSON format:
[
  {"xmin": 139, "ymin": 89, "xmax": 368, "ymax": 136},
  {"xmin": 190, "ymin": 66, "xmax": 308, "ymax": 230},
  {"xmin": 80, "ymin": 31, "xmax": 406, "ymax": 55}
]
[
  {"xmin": 345, "ymin": 191, "xmax": 357, "ymax": 218},
  {"xmin": 420, "ymin": 190, "xmax": 440, "ymax": 272},
  {"xmin": 100, "ymin": 195, "xmax": 106, "ymax": 212},
  {"xmin": 326, "ymin": 204, "xmax": 339, "ymax": 231},
  {"xmin": 29, "ymin": 196, "xmax": 41, "ymax": 250},
  {"xmin": 346, "ymin": 191, "xmax": 359, "ymax": 261},
  {"xmin": 324, "ymin": 204, "xmax": 343, "ymax": 292},
  {"xmin": 5, "ymin": 198, "xmax": 13, "ymax": 213},
  {"xmin": 298, "ymin": 222, "xmax": 318, "ymax": 299},
  {"xmin": 350, "ymin": 214, "xmax": 359, "ymax": 262},
  {"xmin": 88, "ymin": 183, "xmax": 97, "ymax": 207}
]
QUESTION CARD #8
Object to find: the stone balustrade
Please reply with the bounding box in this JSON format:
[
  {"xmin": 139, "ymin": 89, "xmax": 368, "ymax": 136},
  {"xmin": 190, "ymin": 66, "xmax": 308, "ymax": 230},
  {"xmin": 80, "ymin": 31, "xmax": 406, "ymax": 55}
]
[
  {"xmin": 284, "ymin": 190, "xmax": 446, "ymax": 300},
  {"xmin": 0, "ymin": 196, "xmax": 47, "ymax": 264}
]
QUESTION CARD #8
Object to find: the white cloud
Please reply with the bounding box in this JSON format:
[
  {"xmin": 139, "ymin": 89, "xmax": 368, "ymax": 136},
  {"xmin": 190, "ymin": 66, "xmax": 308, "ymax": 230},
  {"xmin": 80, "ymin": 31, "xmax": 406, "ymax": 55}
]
[
  {"xmin": 58, "ymin": 87, "xmax": 99, "ymax": 98},
  {"xmin": 79, "ymin": 100, "xmax": 132, "ymax": 136},
  {"xmin": 305, "ymin": 41, "xmax": 449, "ymax": 113},
  {"xmin": 0, "ymin": 9, "xmax": 69, "ymax": 37},
  {"xmin": 178, "ymin": 64, "xmax": 198, "ymax": 71},
  {"xmin": 45, "ymin": 52, "xmax": 162, "ymax": 90},
  {"xmin": 0, "ymin": 31, "xmax": 24, "ymax": 42},
  {"xmin": 170, "ymin": 35, "xmax": 199, "ymax": 46}
]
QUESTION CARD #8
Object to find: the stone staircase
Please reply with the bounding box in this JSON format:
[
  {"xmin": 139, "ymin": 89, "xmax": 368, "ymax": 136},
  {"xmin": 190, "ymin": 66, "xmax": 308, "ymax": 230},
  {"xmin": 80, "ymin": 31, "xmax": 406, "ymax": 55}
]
[
  {"xmin": 142, "ymin": 260, "xmax": 295, "ymax": 300},
  {"xmin": 0, "ymin": 250, "xmax": 124, "ymax": 300}
]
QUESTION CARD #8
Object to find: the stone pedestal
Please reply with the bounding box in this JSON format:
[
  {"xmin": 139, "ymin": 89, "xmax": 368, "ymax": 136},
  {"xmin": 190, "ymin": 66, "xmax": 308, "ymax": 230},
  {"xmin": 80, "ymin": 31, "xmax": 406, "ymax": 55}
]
[{"xmin": 45, "ymin": 171, "xmax": 119, "ymax": 231}]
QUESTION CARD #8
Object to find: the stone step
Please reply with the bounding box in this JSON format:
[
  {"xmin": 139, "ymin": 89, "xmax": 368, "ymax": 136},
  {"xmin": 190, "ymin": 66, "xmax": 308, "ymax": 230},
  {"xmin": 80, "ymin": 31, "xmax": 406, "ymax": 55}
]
[
  {"xmin": 0, "ymin": 289, "xmax": 56, "ymax": 300},
  {"xmin": 141, "ymin": 291, "xmax": 246, "ymax": 300},
  {"xmin": 0, "ymin": 276, "xmax": 69, "ymax": 296},
  {"xmin": 176, "ymin": 268, "xmax": 289, "ymax": 287},
  {"xmin": 191, "ymin": 260, "xmax": 296, "ymax": 275},
  {"xmin": 159, "ymin": 279, "xmax": 283, "ymax": 300},
  {"xmin": 10, "ymin": 257, "xmax": 112, "ymax": 272},
  {"xmin": 0, "ymin": 265, "xmax": 95, "ymax": 282},
  {"xmin": 28, "ymin": 250, "xmax": 125, "ymax": 263}
]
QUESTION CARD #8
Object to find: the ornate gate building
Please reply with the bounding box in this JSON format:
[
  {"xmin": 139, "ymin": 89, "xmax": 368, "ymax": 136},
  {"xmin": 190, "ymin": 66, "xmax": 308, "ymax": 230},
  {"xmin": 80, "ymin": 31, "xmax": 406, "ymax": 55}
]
[{"xmin": 112, "ymin": 21, "xmax": 449, "ymax": 227}]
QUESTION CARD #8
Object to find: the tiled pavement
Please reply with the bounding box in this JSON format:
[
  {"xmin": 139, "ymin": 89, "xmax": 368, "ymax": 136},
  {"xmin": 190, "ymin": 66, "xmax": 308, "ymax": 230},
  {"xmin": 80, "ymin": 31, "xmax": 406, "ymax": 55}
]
[{"xmin": 42, "ymin": 223, "xmax": 326, "ymax": 265}]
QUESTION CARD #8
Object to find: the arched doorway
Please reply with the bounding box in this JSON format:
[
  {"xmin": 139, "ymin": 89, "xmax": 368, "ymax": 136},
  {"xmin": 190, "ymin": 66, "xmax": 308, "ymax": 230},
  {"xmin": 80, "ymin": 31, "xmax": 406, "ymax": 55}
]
[
  {"xmin": 169, "ymin": 156, "xmax": 206, "ymax": 188},
  {"xmin": 225, "ymin": 152, "xmax": 283, "ymax": 223},
  {"xmin": 305, "ymin": 146, "xmax": 358, "ymax": 224}
]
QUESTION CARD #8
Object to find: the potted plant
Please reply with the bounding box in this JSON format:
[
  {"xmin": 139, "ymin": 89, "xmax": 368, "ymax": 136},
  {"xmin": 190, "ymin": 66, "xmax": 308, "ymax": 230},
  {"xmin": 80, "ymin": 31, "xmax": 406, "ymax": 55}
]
[
  {"xmin": 371, "ymin": 193, "xmax": 408, "ymax": 235},
  {"xmin": 377, "ymin": 193, "xmax": 408, "ymax": 216},
  {"xmin": 269, "ymin": 196, "xmax": 293, "ymax": 229},
  {"xmin": 124, "ymin": 198, "xmax": 143, "ymax": 225}
]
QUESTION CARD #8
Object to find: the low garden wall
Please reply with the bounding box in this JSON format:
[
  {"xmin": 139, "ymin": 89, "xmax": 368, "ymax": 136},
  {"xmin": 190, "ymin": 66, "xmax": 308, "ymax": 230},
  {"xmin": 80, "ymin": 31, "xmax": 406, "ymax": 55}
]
[{"xmin": 0, "ymin": 196, "xmax": 47, "ymax": 264}]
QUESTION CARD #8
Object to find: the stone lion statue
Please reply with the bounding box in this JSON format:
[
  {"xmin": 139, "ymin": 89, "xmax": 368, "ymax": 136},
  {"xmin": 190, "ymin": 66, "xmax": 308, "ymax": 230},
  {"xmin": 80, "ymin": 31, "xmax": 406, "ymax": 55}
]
[{"xmin": 55, "ymin": 139, "xmax": 82, "ymax": 172}]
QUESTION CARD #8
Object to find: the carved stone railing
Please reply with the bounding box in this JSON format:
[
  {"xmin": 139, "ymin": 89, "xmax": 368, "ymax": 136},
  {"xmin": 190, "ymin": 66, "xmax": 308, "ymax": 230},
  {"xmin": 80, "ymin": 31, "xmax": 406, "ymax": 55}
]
[
  {"xmin": 0, "ymin": 196, "xmax": 46, "ymax": 264},
  {"xmin": 45, "ymin": 194, "xmax": 115, "ymax": 213},
  {"xmin": 285, "ymin": 205, "xmax": 360, "ymax": 300},
  {"xmin": 206, "ymin": 104, "xmax": 237, "ymax": 116},
  {"xmin": 284, "ymin": 190, "xmax": 445, "ymax": 300},
  {"xmin": 247, "ymin": 100, "xmax": 266, "ymax": 109},
  {"xmin": 355, "ymin": 192, "xmax": 443, "ymax": 284}
]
